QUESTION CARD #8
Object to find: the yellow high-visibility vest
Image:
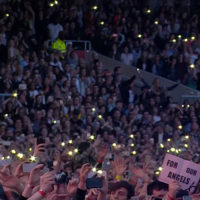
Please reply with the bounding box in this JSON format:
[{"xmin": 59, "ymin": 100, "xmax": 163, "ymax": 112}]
[{"xmin": 52, "ymin": 39, "xmax": 66, "ymax": 54}]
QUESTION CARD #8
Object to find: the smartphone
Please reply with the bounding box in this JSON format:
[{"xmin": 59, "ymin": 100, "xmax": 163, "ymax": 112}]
[
  {"xmin": 22, "ymin": 162, "xmax": 38, "ymax": 173},
  {"xmin": 37, "ymin": 138, "xmax": 45, "ymax": 145},
  {"xmin": 183, "ymin": 196, "xmax": 192, "ymax": 200},
  {"xmin": 86, "ymin": 178, "xmax": 103, "ymax": 189},
  {"xmin": 55, "ymin": 172, "xmax": 68, "ymax": 184}
]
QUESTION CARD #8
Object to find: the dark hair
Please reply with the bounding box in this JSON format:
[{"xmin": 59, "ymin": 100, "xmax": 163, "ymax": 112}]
[{"xmin": 147, "ymin": 181, "xmax": 168, "ymax": 195}]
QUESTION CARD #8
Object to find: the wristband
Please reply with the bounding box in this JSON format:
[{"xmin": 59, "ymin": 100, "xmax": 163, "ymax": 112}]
[
  {"xmin": 115, "ymin": 175, "xmax": 122, "ymax": 180},
  {"xmin": 38, "ymin": 190, "xmax": 46, "ymax": 197},
  {"xmin": 168, "ymin": 195, "xmax": 174, "ymax": 200}
]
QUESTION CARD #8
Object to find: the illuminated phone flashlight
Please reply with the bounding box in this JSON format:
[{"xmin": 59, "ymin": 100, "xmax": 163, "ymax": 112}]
[
  {"xmin": 68, "ymin": 151, "xmax": 73, "ymax": 156},
  {"xmin": 61, "ymin": 142, "xmax": 66, "ymax": 147},
  {"xmin": 181, "ymin": 104, "xmax": 184, "ymax": 108},
  {"xmin": 191, "ymin": 36, "xmax": 196, "ymax": 40},
  {"xmin": 187, "ymin": 104, "xmax": 190, "ymax": 108},
  {"xmin": 130, "ymin": 143, "xmax": 135, "ymax": 147},
  {"xmin": 129, "ymin": 134, "xmax": 134, "ymax": 139},
  {"xmin": 52, "ymin": 120, "xmax": 57, "ymax": 124},
  {"xmin": 167, "ymin": 138, "xmax": 171, "ymax": 142},
  {"xmin": 17, "ymin": 153, "xmax": 24, "ymax": 159},
  {"xmin": 158, "ymin": 167, "xmax": 163, "ymax": 171},
  {"xmin": 54, "ymin": 0, "xmax": 58, "ymax": 5},
  {"xmin": 6, "ymin": 155, "xmax": 10, "ymax": 160},
  {"xmin": 92, "ymin": 107, "xmax": 96, "ymax": 112},
  {"xmin": 74, "ymin": 148, "xmax": 79, "ymax": 153},
  {"xmin": 1, "ymin": 157, "xmax": 5, "ymax": 160},
  {"xmin": 100, "ymin": 21, "xmax": 104, "ymax": 25},
  {"xmin": 178, "ymin": 149, "xmax": 181, "ymax": 152},
  {"xmin": 185, "ymin": 135, "xmax": 189, "ymax": 140},
  {"xmin": 112, "ymin": 143, "xmax": 117, "ymax": 148},
  {"xmin": 92, "ymin": 167, "xmax": 96, "ymax": 172},
  {"xmin": 5, "ymin": 13, "xmax": 9, "ymax": 17},
  {"xmin": 155, "ymin": 171, "xmax": 160, "ymax": 175},
  {"xmin": 178, "ymin": 35, "xmax": 182, "ymax": 39},
  {"xmin": 170, "ymin": 147, "xmax": 175, "ymax": 152},
  {"xmin": 136, "ymin": 68, "xmax": 140, "ymax": 72},
  {"xmin": 160, "ymin": 143, "xmax": 164, "ymax": 148},
  {"xmin": 28, "ymin": 147, "xmax": 32, "ymax": 152},
  {"xmin": 146, "ymin": 9, "xmax": 151, "ymax": 14},
  {"xmin": 29, "ymin": 156, "xmax": 36, "ymax": 162},
  {"xmin": 138, "ymin": 34, "xmax": 142, "ymax": 38},
  {"xmin": 154, "ymin": 20, "xmax": 158, "ymax": 25},
  {"xmin": 68, "ymin": 140, "xmax": 73, "ymax": 144},
  {"xmin": 90, "ymin": 135, "xmax": 95, "ymax": 141},
  {"xmin": 184, "ymin": 144, "xmax": 188, "ymax": 148},
  {"xmin": 167, "ymin": 149, "xmax": 170, "ymax": 153},
  {"xmin": 4, "ymin": 113, "xmax": 8, "ymax": 118},
  {"xmin": 98, "ymin": 115, "xmax": 102, "ymax": 119},
  {"xmin": 12, "ymin": 92, "xmax": 18, "ymax": 98},
  {"xmin": 189, "ymin": 64, "xmax": 195, "ymax": 69},
  {"xmin": 178, "ymin": 125, "xmax": 182, "ymax": 130},
  {"xmin": 184, "ymin": 38, "xmax": 188, "ymax": 42},
  {"xmin": 49, "ymin": 2, "xmax": 54, "ymax": 7},
  {"xmin": 176, "ymin": 149, "xmax": 179, "ymax": 154},
  {"xmin": 172, "ymin": 39, "xmax": 176, "ymax": 43},
  {"xmin": 11, "ymin": 149, "xmax": 16, "ymax": 154},
  {"xmin": 97, "ymin": 169, "xmax": 103, "ymax": 174},
  {"xmin": 92, "ymin": 5, "xmax": 98, "ymax": 10},
  {"xmin": 132, "ymin": 150, "xmax": 137, "ymax": 155}
]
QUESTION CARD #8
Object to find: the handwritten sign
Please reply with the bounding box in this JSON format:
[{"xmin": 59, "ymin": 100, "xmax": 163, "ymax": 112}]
[{"xmin": 159, "ymin": 153, "xmax": 200, "ymax": 192}]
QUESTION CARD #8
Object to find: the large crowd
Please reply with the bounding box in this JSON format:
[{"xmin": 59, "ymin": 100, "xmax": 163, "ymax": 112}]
[{"xmin": 0, "ymin": 0, "xmax": 200, "ymax": 199}]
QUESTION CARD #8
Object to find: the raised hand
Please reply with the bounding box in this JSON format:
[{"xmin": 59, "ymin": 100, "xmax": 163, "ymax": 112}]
[
  {"xmin": 111, "ymin": 154, "xmax": 126, "ymax": 178},
  {"xmin": 78, "ymin": 163, "xmax": 91, "ymax": 190},
  {"xmin": 67, "ymin": 178, "xmax": 79, "ymax": 197},
  {"xmin": 168, "ymin": 180, "xmax": 181, "ymax": 199},
  {"xmin": 40, "ymin": 171, "xmax": 56, "ymax": 193},
  {"xmin": 28, "ymin": 164, "xmax": 44, "ymax": 187}
]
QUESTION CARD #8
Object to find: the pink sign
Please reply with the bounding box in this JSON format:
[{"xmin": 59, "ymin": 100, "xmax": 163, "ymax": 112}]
[{"xmin": 159, "ymin": 153, "xmax": 200, "ymax": 192}]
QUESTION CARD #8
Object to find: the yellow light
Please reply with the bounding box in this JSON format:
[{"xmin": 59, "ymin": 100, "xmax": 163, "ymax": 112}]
[
  {"xmin": 176, "ymin": 149, "xmax": 179, "ymax": 154},
  {"xmin": 90, "ymin": 135, "xmax": 95, "ymax": 140},
  {"xmin": 170, "ymin": 147, "xmax": 175, "ymax": 152},
  {"xmin": 92, "ymin": 167, "xmax": 96, "ymax": 172},
  {"xmin": 4, "ymin": 113, "xmax": 8, "ymax": 117},
  {"xmin": 185, "ymin": 135, "xmax": 189, "ymax": 140},
  {"xmin": 178, "ymin": 125, "xmax": 182, "ymax": 130},
  {"xmin": 28, "ymin": 148, "xmax": 32, "ymax": 152},
  {"xmin": 160, "ymin": 143, "xmax": 164, "ymax": 148},
  {"xmin": 138, "ymin": 34, "xmax": 142, "ymax": 38},
  {"xmin": 154, "ymin": 20, "xmax": 158, "ymax": 25},
  {"xmin": 130, "ymin": 143, "xmax": 135, "ymax": 147},
  {"xmin": 155, "ymin": 171, "xmax": 160, "ymax": 175},
  {"xmin": 12, "ymin": 92, "xmax": 18, "ymax": 98},
  {"xmin": 146, "ymin": 9, "xmax": 151, "ymax": 14},
  {"xmin": 49, "ymin": 3, "xmax": 54, "ymax": 7},
  {"xmin": 182, "ymin": 104, "xmax": 184, "ymax": 108},
  {"xmin": 112, "ymin": 143, "xmax": 117, "ymax": 147},
  {"xmin": 29, "ymin": 156, "xmax": 36, "ymax": 162},
  {"xmin": 100, "ymin": 21, "xmax": 104, "ymax": 25},
  {"xmin": 98, "ymin": 115, "xmax": 102, "ymax": 119},
  {"xmin": 179, "ymin": 149, "xmax": 182, "ymax": 152},
  {"xmin": 184, "ymin": 144, "xmax": 188, "ymax": 148},
  {"xmin": 54, "ymin": 0, "xmax": 58, "ymax": 5},
  {"xmin": 130, "ymin": 134, "xmax": 134, "ymax": 139},
  {"xmin": 6, "ymin": 156, "xmax": 10, "ymax": 159},
  {"xmin": 191, "ymin": 36, "xmax": 195, "ymax": 40},
  {"xmin": 61, "ymin": 142, "xmax": 66, "ymax": 147},
  {"xmin": 68, "ymin": 140, "xmax": 73, "ymax": 144},
  {"xmin": 68, "ymin": 151, "xmax": 73, "ymax": 156},
  {"xmin": 167, "ymin": 150, "xmax": 170, "ymax": 153},
  {"xmin": 136, "ymin": 68, "xmax": 140, "ymax": 72},
  {"xmin": 92, "ymin": 5, "xmax": 98, "ymax": 10},
  {"xmin": 92, "ymin": 107, "xmax": 96, "ymax": 112},
  {"xmin": 184, "ymin": 38, "xmax": 188, "ymax": 42},
  {"xmin": 11, "ymin": 149, "xmax": 16, "ymax": 154},
  {"xmin": 1, "ymin": 157, "xmax": 5, "ymax": 160},
  {"xmin": 178, "ymin": 35, "xmax": 182, "ymax": 39},
  {"xmin": 17, "ymin": 153, "xmax": 24, "ymax": 159},
  {"xmin": 158, "ymin": 167, "xmax": 163, "ymax": 171},
  {"xmin": 190, "ymin": 64, "xmax": 195, "ymax": 69},
  {"xmin": 187, "ymin": 104, "xmax": 190, "ymax": 108},
  {"xmin": 97, "ymin": 170, "xmax": 103, "ymax": 174},
  {"xmin": 5, "ymin": 13, "xmax": 9, "ymax": 17},
  {"xmin": 172, "ymin": 39, "xmax": 176, "ymax": 43},
  {"xmin": 52, "ymin": 120, "xmax": 57, "ymax": 124},
  {"xmin": 74, "ymin": 148, "xmax": 79, "ymax": 153},
  {"xmin": 167, "ymin": 138, "xmax": 171, "ymax": 142},
  {"xmin": 132, "ymin": 151, "xmax": 137, "ymax": 155}
]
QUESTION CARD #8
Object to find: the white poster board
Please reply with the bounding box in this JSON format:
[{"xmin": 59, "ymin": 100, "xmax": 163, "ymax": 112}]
[{"xmin": 159, "ymin": 153, "xmax": 200, "ymax": 191}]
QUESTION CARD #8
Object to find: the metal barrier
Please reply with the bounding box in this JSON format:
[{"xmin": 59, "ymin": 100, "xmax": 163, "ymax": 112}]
[{"xmin": 65, "ymin": 40, "xmax": 92, "ymax": 51}]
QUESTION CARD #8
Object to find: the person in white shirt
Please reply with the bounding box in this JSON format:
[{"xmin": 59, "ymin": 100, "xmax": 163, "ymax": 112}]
[
  {"xmin": 48, "ymin": 17, "xmax": 63, "ymax": 41},
  {"xmin": 120, "ymin": 46, "xmax": 133, "ymax": 66}
]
